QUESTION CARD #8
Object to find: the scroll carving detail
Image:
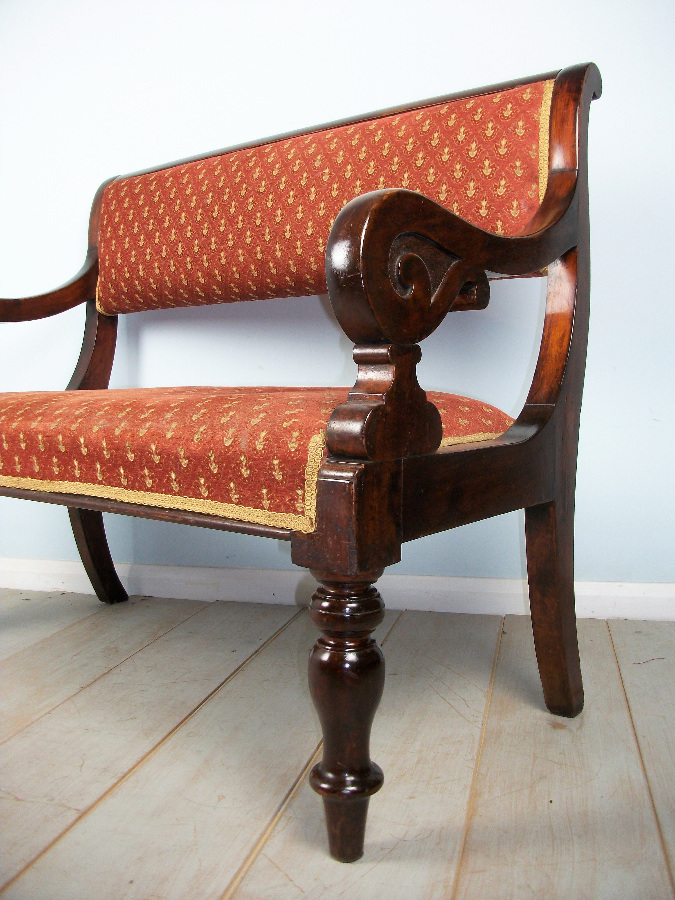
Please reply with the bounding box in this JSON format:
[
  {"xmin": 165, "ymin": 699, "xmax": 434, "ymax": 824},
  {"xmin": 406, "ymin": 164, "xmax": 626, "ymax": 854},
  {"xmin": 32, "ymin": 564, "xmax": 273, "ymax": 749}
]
[{"xmin": 389, "ymin": 232, "xmax": 490, "ymax": 337}]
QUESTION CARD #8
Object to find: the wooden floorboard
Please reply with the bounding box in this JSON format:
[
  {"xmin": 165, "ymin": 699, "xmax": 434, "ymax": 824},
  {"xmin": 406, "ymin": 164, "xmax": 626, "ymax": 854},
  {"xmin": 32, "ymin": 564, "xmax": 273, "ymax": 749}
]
[
  {"xmin": 0, "ymin": 600, "xmax": 298, "ymax": 888},
  {"xmin": 452, "ymin": 616, "xmax": 673, "ymax": 900},
  {"xmin": 0, "ymin": 596, "xmax": 205, "ymax": 742},
  {"xmin": 1, "ymin": 591, "xmax": 673, "ymax": 900},
  {"xmin": 231, "ymin": 611, "xmax": 502, "ymax": 899},
  {"xmin": 609, "ymin": 619, "xmax": 675, "ymax": 881},
  {"xmin": 0, "ymin": 589, "xmax": 102, "ymax": 661},
  {"xmin": 2, "ymin": 609, "xmax": 398, "ymax": 899}
]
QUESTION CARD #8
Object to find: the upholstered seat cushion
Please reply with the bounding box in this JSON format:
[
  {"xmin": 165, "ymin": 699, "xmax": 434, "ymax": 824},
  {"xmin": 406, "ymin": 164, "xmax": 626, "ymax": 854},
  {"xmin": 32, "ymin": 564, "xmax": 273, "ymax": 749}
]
[{"xmin": 0, "ymin": 387, "xmax": 513, "ymax": 532}]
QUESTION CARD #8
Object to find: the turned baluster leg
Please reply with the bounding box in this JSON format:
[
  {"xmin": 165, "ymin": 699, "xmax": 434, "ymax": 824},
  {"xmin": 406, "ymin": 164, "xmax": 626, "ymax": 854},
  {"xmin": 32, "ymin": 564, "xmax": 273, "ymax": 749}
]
[{"xmin": 308, "ymin": 574, "xmax": 385, "ymax": 862}]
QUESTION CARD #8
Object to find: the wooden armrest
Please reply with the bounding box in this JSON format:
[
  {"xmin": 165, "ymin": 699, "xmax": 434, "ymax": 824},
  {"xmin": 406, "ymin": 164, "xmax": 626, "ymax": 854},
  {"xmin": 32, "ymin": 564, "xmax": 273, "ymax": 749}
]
[
  {"xmin": 325, "ymin": 174, "xmax": 578, "ymax": 347},
  {"xmin": 0, "ymin": 250, "xmax": 98, "ymax": 322}
]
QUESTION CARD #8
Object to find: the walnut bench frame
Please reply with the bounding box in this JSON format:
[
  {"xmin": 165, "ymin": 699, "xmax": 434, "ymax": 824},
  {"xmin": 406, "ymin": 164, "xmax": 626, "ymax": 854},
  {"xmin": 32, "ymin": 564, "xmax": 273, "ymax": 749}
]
[{"xmin": 0, "ymin": 63, "xmax": 600, "ymax": 862}]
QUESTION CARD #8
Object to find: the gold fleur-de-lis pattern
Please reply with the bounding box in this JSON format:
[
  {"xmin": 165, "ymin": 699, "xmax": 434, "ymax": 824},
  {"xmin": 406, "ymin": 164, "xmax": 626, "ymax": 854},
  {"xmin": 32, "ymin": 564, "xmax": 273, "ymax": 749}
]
[
  {"xmin": 96, "ymin": 80, "xmax": 553, "ymax": 315},
  {"xmin": 0, "ymin": 387, "xmax": 513, "ymax": 531}
]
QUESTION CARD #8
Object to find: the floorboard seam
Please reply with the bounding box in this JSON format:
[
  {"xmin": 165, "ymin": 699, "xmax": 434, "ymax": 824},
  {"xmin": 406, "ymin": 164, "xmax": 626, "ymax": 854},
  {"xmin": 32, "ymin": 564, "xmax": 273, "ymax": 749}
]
[
  {"xmin": 0, "ymin": 594, "xmax": 108, "ymax": 663},
  {"xmin": 379, "ymin": 608, "xmax": 406, "ymax": 645},
  {"xmin": 220, "ymin": 744, "xmax": 323, "ymax": 900},
  {"xmin": 0, "ymin": 597, "xmax": 211, "ymax": 747},
  {"xmin": 449, "ymin": 614, "xmax": 505, "ymax": 900},
  {"xmin": 606, "ymin": 620, "xmax": 675, "ymax": 897},
  {"xmin": 0, "ymin": 605, "xmax": 305, "ymax": 896}
]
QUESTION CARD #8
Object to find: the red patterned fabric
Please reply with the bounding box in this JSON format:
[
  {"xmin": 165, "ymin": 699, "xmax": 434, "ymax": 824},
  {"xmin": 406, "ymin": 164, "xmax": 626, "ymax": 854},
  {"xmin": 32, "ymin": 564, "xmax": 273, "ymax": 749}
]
[
  {"xmin": 97, "ymin": 80, "xmax": 553, "ymax": 315},
  {"xmin": 0, "ymin": 387, "xmax": 513, "ymax": 532}
]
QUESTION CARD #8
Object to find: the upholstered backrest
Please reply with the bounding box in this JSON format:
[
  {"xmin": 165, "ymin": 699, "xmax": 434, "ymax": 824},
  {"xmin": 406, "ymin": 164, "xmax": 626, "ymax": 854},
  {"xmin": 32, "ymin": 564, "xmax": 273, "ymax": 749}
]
[{"xmin": 96, "ymin": 77, "xmax": 554, "ymax": 316}]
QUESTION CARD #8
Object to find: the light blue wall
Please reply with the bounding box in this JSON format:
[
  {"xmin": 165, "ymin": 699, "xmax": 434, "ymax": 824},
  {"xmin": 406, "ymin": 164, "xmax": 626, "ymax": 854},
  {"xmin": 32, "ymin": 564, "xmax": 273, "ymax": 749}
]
[{"xmin": 1, "ymin": 0, "xmax": 673, "ymax": 584}]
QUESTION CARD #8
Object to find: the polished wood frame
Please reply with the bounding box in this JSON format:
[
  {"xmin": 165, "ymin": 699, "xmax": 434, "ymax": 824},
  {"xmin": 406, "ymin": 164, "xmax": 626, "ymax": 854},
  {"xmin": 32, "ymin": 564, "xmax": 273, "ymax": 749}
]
[{"xmin": 0, "ymin": 63, "xmax": 601, "ymax": 861}]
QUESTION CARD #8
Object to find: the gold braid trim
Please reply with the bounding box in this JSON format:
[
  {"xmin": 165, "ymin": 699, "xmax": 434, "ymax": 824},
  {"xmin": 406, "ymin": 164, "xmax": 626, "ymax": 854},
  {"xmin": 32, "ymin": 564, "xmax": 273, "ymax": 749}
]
[
  {"xmin": 0, "ymin": 431, "xmax": 327, "ymax": 535},
  {"xmin": 303, "ymin": 432, "xmax": 326, "ymax": 529},
  {"xmin": 538, "ymin": 79, "xmax": 555, "ymax": 203},
  {"xmin": 95, "ymin": 279, "xmax": 118, "ymax": 317},
  {"xmin": 439, "ymin": 431, "xmax": 505, "ymax": 448},
  {"xmin": 95, "ymin": 280, "xmax": 104, "ymax": 315},
  {"xmin": 0, "ymin": 430, "xmax": 506, "ymax": 526}
]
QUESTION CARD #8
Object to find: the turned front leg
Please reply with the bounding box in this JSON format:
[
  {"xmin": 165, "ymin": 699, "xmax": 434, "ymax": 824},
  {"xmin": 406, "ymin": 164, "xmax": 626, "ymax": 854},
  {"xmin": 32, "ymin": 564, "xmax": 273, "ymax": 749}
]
[{"xmin": 308, "ymin": 575, "xmax": 385, "ymax": 862}]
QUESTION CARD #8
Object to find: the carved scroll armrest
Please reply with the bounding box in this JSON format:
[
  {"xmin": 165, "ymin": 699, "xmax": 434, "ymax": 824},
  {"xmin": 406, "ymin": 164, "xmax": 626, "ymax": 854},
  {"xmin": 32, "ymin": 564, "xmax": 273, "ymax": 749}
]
[
  {"xmin": 323, "ymin": 176, "xmax": 580, "ymax": 463},
  {"xmin": 326, "ymin": 176, "xmax": 578, "ymax": 347},
  {"xmin": 0, "ymin": 250, "xmax": 98, "ymax": 322}
]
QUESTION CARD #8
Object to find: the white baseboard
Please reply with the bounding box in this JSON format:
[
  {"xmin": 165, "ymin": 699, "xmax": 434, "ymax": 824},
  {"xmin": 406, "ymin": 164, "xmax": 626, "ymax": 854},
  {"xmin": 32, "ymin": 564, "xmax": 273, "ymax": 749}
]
[{"xmin": 0, "ymin": 557, "xmax": 672, "ymax": 620}]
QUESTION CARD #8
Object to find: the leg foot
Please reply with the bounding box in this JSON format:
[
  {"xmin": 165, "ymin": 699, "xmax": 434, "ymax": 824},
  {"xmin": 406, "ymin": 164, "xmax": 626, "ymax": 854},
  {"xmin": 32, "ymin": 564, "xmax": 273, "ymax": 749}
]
[
  {"xmin": 308, "ymin": 575, "xmax": 385, "ymax": 862},
  {"xmin": 321, "ymin": 796, "xmax": 371, "ymax": 863},
  {"xmin": 69, "ymin": 508, "xmax": 128, "ymax": 604},
  {"xmin": 525, "ymin": 498, "xmax": 582, "ymax": 717}
]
